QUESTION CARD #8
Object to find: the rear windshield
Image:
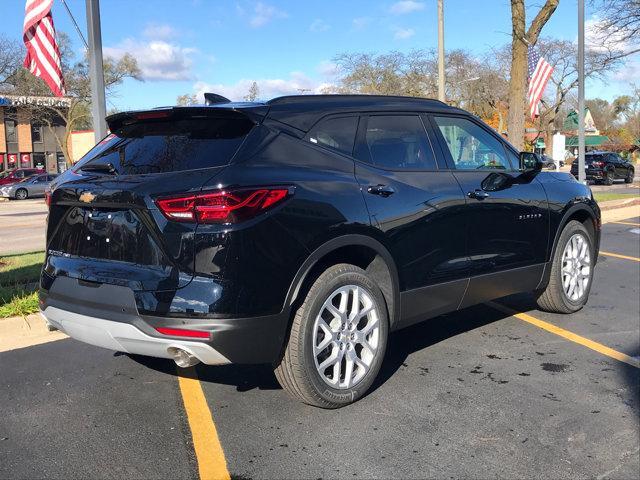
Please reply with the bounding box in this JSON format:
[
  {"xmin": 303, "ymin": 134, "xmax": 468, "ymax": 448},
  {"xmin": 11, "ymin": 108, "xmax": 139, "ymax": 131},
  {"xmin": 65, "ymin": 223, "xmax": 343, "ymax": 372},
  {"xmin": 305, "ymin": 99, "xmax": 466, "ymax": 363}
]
[
  {"xmin": 76, "ymin": 117, "xmax": 254, "ymax": 175},
  {"xmin": 585, "ymin": 154, "xmax": 603, "ymax": 163}
]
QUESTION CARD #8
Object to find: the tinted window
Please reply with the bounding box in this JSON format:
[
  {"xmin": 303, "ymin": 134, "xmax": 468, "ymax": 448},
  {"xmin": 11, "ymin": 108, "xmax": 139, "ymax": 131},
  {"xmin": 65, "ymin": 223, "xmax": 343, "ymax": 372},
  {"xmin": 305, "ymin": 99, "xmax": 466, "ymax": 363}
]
[
  {"xmin": 308, "ymin": 116, "xmax": 358, "ymax": 156},
  {"xmin": 433, "ymin": 116, "xmax": 511, "ymax": 170},
  {"xmin": 77, "ymin": 117, "xmax": 254, "ymax": 175},
  {"xmin": 363, "ymin": 115, "xmax": 436, "ymax": 170}
]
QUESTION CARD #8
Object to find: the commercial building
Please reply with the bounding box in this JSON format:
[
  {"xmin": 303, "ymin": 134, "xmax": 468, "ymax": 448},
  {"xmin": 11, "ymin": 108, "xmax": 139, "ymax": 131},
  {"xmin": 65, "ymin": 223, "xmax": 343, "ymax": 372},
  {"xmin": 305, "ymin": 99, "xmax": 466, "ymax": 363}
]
[{"xmin": 0, "ymin": 94, "xmax": 71, "ymax": 174}]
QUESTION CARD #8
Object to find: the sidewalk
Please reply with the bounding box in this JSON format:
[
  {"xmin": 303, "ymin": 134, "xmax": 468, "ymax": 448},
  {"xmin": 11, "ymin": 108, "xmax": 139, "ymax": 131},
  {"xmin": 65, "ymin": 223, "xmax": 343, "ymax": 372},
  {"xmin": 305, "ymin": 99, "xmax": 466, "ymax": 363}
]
[{"xmin": 0, "ymin": 313, "xmax": 67, "ymax": 353}]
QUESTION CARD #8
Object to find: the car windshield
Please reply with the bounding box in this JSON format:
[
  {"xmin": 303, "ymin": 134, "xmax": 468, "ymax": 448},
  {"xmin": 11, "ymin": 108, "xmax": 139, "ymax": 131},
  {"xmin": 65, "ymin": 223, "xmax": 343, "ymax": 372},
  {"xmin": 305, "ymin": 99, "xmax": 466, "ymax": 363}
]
[{"xmin": 0, "ymin": 171, "xmax": 12, "ymax": 179}]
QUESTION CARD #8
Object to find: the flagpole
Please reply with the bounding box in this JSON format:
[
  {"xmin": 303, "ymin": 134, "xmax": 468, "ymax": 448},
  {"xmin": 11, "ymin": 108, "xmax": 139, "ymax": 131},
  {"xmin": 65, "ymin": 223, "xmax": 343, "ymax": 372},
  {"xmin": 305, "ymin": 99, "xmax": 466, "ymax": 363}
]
[
  {"xmin": 437, "ymin": 0, "xmax": 445, "ymax": 102},
  {"xmin": 577, "ymin": 0, "xmax": 586, "ymax": 183},
  {"xmin": 85, "ymin": 0, "xmax": 107, "ymax": 142}
]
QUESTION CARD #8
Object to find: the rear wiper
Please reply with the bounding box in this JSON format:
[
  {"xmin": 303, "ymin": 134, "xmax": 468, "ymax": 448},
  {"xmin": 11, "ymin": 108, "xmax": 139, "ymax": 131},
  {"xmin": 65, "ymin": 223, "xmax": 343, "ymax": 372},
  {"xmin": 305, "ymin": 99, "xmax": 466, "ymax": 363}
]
[{"xmin": 80, "ymin": 163, "xmax": 119, "ymax": 175}]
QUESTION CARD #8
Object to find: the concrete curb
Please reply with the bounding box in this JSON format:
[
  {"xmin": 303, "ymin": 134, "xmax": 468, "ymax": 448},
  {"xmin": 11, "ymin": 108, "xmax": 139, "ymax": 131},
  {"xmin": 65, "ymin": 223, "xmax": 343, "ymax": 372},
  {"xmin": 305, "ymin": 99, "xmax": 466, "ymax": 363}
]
[
  {"xmin": 598, "ymin": 197, "xmax": 640, "ymax": 211},
  {"xmin": 0, "ymin": 313, "xmax": 67, "ymax": 353}
]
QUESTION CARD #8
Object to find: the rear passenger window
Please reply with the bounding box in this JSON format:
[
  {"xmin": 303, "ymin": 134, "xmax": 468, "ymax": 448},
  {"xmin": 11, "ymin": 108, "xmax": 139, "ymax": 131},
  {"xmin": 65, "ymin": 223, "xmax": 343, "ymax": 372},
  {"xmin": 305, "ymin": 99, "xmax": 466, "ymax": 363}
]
[
  {"xmin": 433, "ymin": 116, "xmax": 511, "ymax": 170},
  {"xmin": 77, "ymin": 117, "xmax": 254, "ymax": 175},
  {"xmin": 362, "ymin": 115, "xmax": 436, "ymax": 170},
  {"xmin": 308, "ymin": 116, "xmax": 358, "ymax": 156}
]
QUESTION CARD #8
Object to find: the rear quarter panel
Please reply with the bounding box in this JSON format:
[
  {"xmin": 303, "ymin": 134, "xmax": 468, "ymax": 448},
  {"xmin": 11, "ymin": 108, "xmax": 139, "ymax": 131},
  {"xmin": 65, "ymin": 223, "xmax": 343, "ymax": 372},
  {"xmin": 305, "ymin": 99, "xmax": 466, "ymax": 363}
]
[{"xmin": 191, "ymin": 129, "xmax": 372, "ymax": 317}]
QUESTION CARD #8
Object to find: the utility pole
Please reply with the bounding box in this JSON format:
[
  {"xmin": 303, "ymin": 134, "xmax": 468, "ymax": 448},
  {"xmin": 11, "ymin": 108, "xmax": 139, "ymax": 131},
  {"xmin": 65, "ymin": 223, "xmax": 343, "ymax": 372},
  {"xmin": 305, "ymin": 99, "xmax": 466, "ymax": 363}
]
[
  {"xmin": 577, "ymin": 0, "xmax": 586, "ymax": 183},
  {"xmin": 437, "ymin": 0, "xmax": 445, "ymax": 102},
  {"xmin": 85, "ymin": 0, "xmax": 107, "ymax": 142}
]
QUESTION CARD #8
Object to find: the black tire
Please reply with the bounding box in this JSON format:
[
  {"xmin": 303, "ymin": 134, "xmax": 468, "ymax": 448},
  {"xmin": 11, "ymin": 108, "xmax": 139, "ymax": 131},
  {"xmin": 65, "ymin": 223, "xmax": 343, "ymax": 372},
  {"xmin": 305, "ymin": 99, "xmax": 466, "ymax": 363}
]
[
  {"xmin": 604, "ymin": 170, "xmax": 614, "ymax": 186},
  {"xmin": 536, "ymin": 220, "xmax": 594, "ymax": 314},
  {"xmin": 274, "ymin": 263, "xmax": 389, "ymax": 408},
  {"xmin": 625, "ymin": 168, "xmax": 634, "ymax": 184},
  {"xmin": 15, "ymin": 188, "xmax": 28, "ymax": 200}
]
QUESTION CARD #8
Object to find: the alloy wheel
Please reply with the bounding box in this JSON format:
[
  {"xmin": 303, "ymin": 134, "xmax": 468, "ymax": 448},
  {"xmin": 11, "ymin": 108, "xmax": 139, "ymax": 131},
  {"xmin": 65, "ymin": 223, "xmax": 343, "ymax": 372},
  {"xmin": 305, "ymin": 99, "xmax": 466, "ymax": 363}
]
[
  {"xmin": 312, "ymin": 284, "xmax": 380, "ymax": 389},
  {"xmin": 561, "ymin": 233, "xmax": 591, "ymax": 302}
]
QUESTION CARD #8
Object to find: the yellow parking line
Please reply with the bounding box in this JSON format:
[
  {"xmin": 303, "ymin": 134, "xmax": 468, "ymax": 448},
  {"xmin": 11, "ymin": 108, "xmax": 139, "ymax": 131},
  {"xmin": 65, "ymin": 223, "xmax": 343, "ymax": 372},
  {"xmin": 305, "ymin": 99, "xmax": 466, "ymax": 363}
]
[
  {"xmin": 600, "ymin": 251, "xmax": 640, "ymax": 262},
  {"xmin": 610, "ymin": 221, "xmax": 640, "ymax": 227},
  {"xmin": 487, "ymin": 302, "xmax": 640, "ymax": 369},
  {"xmin": 178, "ymin": 367, "xmax": 231, "ymax": 480}
]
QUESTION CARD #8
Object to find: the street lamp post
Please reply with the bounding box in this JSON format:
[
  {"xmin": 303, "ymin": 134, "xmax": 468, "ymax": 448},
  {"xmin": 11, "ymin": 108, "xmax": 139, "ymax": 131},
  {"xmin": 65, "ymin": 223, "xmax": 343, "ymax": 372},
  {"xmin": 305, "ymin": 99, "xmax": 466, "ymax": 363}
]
[
  {"xmin": 437, "ymin": 0, "xmax": 445, "ymax": 102},
  {"xmin": 86, "ymin": 0, "xmax": 107, "ymax": 142},
  {"xmin": 577, "ymin": 0, "xmax": 586, "ymax": 183}
]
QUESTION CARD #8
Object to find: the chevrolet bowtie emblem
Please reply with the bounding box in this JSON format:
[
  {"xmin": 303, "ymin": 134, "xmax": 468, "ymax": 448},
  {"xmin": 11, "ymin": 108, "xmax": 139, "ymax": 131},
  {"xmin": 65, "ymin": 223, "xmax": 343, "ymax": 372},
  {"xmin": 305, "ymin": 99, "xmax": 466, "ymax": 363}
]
[{"xmin": 79, "ymin": 191, "xmax": 96, "ymax": 203}]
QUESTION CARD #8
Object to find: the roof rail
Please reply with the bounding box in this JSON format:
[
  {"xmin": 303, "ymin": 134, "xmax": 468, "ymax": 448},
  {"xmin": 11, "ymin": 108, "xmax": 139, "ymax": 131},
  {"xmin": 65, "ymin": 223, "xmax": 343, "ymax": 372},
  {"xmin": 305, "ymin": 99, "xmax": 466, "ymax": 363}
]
[
  {"xmin": 204, "ymin": 93, "xmax": 231, "ymax": 106},
  {"xmin": 267, "ymin": 94, "xmax": 448, "ymax": 106}
]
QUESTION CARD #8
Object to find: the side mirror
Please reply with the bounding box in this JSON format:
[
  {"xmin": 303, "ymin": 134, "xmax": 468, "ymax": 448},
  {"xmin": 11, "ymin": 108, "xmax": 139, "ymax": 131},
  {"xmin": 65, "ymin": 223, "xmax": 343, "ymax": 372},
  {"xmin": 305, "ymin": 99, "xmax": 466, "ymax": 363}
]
[{"xmin": 519, "ymin": 152, "xmax": 543, "ymax": 173}]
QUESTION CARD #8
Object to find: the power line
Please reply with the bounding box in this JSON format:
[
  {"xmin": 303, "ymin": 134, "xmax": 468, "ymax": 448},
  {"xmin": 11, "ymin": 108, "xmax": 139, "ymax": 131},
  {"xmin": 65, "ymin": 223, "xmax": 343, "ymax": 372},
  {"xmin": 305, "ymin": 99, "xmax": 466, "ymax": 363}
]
[{"xmin": 60, "ymin": 0, "xmax": 89, "ymax": 51}]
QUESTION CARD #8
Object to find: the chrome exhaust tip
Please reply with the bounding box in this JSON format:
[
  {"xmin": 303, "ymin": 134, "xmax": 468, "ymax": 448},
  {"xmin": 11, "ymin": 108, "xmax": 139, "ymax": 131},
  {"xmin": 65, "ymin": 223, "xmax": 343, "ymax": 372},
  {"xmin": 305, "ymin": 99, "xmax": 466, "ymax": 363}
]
[{"xmin": 168, "ymin": 347, "xmax": 200, "ymax": 368}]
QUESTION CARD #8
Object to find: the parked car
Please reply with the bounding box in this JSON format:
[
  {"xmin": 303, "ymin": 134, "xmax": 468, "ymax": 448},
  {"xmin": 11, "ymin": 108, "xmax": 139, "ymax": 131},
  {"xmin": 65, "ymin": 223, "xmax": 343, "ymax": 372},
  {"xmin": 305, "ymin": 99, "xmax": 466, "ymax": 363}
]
[
  {"xmin": 40, "ymin": 95, "xmax": 600, "ymax": 408},
  {"xmin": 0, "ymin": 173, "xmax": 58, "ymax": 200},
  {"xmin": 570, "ymin": 151, "xmax": 635, "ymax": 185},
  {"xmin": 541, "ymin": 154, "xmax": 564, "ymax": 170},
  {"xmin": 0, "ymin": 168, "xmax": 45, "ymax": 186}
]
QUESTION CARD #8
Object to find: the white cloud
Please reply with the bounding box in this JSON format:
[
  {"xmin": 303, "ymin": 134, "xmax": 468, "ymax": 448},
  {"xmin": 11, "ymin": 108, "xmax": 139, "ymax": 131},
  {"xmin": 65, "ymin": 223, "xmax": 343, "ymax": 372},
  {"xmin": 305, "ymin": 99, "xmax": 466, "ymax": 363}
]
[
  {"xmin": 585, "ymin": 16, "xmax": 634, "ymax": 54},
  {"xmin": 309, "ymin": 19, "xmax": 331, "ymax": 33},
  {"xmin": 249, "ymin": 2, "xmax": 288, "ymax": 28},
  {"xmin": 317, "ymin": 60, "xmax": 339, "ymax": 78},
  {"xmin": 390, "ymin": 1, "xmax": 425, "ymax": 15},
  {"xmin": 352, "ymin": 17, "xmax": 371, "ymax": 30},
  {"xmin": 612, "ymin": 57, "xmax": 640, "ymax": 83},
  {"xmin": 105, "ymin": 39, "xmax": 196, "ymax": 81},
  {"xmin": 142, "ymin": 23, "xmax": 178, "ymax": 40},
  {"xmin": 193, "ymin": 72, "xmax": 333, "ymax": 102},
  {"xmin": 393, "ymin": 27, "xmax": 415, "ymax": 40}
]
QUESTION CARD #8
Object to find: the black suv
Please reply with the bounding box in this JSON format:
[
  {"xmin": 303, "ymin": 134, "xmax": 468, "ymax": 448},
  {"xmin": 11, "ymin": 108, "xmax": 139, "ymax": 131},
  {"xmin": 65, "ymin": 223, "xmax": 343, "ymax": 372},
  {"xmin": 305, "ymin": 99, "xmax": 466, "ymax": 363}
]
[
  {"xmin": 41, "ymin": 95, "xmax": 600, "ymax": 408},
  {"xmin": 570, "ymin": 151, "xmax": 635, "ymax": 185}
]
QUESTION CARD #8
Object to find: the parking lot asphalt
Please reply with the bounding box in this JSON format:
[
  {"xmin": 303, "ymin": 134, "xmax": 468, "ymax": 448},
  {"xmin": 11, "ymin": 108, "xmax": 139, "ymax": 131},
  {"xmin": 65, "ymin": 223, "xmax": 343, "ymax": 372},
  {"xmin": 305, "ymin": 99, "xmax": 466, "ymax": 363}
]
[
  {"xmin": 0, "ymin": 218, "xmax": 638, "ymax": 480},
  {"xmin": 0, "ymin": 199, "xmax": 47, "ymax": 255}
]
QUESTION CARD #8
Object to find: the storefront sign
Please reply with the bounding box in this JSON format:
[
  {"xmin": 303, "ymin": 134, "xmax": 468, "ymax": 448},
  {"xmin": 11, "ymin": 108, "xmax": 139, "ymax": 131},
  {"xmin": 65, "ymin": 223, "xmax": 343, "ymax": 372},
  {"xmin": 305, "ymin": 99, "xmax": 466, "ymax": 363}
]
[
  {"xmin": 0, "ymin": 95, "xmax": 72, "ymax": 108},
  {"xmin": 7, "ymin": 153, "xmax": 17, "ymax": 166},
  {"xmin": 20, "ymin": 153, "xmax": 31, "ymax": 168}
]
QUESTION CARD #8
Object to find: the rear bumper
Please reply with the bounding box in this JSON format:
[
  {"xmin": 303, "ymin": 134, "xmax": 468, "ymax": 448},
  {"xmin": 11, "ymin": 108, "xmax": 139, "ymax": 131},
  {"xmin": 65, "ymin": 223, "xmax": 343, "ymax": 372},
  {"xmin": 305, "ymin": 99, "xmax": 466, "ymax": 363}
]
[
  {"xmin": 41, "ymin": 307, "xmax": 230, "ymax": 365},
  {"xmin": 39, "ymin": 275, "xmax": 290, "ymax": 365},
  {"xmin": 571, "ymin": 169, "xmax": 604, "ymax": 180}
]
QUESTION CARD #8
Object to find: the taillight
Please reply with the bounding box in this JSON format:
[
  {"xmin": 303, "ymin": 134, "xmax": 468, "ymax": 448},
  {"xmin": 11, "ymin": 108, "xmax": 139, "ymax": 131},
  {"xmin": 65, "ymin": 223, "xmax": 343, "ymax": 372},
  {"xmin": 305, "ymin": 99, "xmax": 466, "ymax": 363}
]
[
  {"xmin": 44, "ymin": 191, "xmax": 52, "ymax": 208},
  {"xmin": 156, "ymin": 187, "xmax": 291, "ymax": 224}
]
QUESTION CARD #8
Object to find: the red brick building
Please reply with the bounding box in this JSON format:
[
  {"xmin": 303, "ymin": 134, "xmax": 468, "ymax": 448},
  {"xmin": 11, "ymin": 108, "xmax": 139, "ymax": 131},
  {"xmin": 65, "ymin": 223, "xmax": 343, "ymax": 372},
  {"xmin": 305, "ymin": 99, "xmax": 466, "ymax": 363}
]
[{"xmin": 0, "ymin": 94, "xmax": 71, "ymax": 174}]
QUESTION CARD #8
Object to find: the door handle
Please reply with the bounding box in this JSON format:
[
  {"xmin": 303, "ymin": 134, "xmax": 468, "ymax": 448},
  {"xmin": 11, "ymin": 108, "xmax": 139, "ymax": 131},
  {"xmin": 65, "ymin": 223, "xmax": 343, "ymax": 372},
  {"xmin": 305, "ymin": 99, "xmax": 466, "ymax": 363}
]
[
  {"xmin": 367, "ymin": 184, "xmax": 396, "ymax": 197},
  {"xmin": 467, "ymin": 189, "xmax": 490, "ymax": 200}
]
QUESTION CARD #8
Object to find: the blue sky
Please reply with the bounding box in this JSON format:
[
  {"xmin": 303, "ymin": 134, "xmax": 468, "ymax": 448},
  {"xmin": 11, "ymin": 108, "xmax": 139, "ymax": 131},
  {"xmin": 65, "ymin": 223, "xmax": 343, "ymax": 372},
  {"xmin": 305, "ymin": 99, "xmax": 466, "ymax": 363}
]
[{"xmin": 2, "ymin": 0, "xmax": 637, "ymax": 110}]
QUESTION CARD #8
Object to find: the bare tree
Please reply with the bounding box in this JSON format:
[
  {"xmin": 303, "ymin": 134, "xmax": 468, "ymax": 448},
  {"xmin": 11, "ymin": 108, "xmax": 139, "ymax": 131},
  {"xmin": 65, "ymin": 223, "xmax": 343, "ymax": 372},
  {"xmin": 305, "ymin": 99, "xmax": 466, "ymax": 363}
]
[
  {"xmin": 332, "ymin": 49, "xmax": 508, "ymax": 129},
  {"xmin": 0, "ymin": 34, "xmax": 22, "ymax": 88},
  {"xmin": 4, "ymin": 31, "xmax": 141, "ymax": 165},
  {"xmin": 590, "ymin": 0, "xmax": 640, "ymax": 59},
  {"xmin": 507, "ymin": 0, "xmax": 559, "ymax": 150},
  {"xmin": 534, "ymin": 37, "xmax": 622, "ymax": 156},
  {"xmin": 244, "ymin": 81, "xmax": 260, "ymax": 101}
]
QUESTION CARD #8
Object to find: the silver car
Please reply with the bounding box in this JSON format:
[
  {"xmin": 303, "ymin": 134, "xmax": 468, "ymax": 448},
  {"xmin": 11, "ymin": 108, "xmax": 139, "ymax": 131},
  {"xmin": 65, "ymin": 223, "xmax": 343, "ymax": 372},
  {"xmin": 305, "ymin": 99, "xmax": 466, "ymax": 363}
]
[{"xmin": 0, "ymin": 174, "xmax": 58, "ymax": 200}]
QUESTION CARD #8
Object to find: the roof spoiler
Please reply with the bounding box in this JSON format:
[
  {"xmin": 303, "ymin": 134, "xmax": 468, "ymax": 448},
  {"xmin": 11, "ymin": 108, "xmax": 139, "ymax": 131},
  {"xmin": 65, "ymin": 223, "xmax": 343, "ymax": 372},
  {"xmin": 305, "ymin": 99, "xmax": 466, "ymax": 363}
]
[{"xmin": 204, "ymin": 93, "xmax": 231, "ymax": 105}]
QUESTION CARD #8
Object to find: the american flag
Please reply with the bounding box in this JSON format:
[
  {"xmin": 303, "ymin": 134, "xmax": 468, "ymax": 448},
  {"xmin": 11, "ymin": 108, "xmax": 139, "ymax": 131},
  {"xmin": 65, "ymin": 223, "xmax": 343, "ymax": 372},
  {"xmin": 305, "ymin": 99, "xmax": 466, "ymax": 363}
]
[
  {"xmin": 23, "ymin": 0, "xmax": 65, "ymax": 97},
  {"xmin": 527, "ymin": 46, "xmax": 553, "ymax": 119}
]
